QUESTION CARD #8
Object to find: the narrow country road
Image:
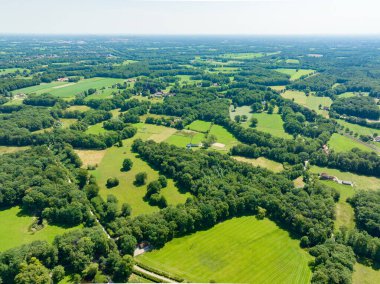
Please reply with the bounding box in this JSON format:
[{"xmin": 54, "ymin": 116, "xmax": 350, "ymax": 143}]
[{"xmin": 133, "ymin": 265, "xmax": 177, "ymax": 283}]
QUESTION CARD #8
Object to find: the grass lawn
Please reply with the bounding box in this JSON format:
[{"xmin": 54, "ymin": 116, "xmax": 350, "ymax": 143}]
[
  {"xmin": 285, "ymin": 59, "xmax": 300, "ymax": 64},
  {"xmin": 85, "ymin": 122, "xmax": 108, "ymax": 135},
  {"xmin": 229, "ymin": 105, "xmax": 252, "ymax": 126},
  {"xmin": 275, "ymin": 68, "xmax": 315, "ymax": 81},
  {"xmin": 208, "ymin": 124, "xmax": 239, "ymax": 151},
  {"xmin": 0, "ymin": 146, "xmax": 29, "ymax": 155},
  {"xmin": 328, "ymin": 133, "xmax": 374, "ymax": 153},
  {"xmin": 319, "ymin": 180, "xmax": 355, "ymax": 230},
  {"xmin": 353, "ymin": 262, "xmax": 380, "ymax": 284},
  {"xmin": 310, "ymin": 165, "xmax": 380, "ymax": 191},
  {"xmin": 14, "ymin": 77, "xmax": 124, "ymax": 98},
  {"xmin": 282, "ymin": 90, "xmax": 332, "ymax": 117},
  {"xmin": 137, "ymin": 217, "xmax": 312, "ymax": 283},
  {"xmin": 252, "ymin": 112, "xmax": 292, "ymax": 139},
  {"xmin": 165, "ymin": 130, "xmax": 205, "ymax": 148},
  {"xmin": 232, "ymin": 156, "xmax": 284, "ymax": 172},
  {"xmin": 186, "ymin": 120, "xmax": 212, "ymax": 133},
  {"xmin": 336, "ymin": 119, "xmax": 378, "ymax": 137},
  {"xmin": 220, "ymin": 52, "xmax": 264, "ymax": 59},
  {"xmin": 0, "ymin": 206, "xmax": 80, "ymax": 252},
  {"xmin": 90, "ymin": 124, "xmax": 190, "ymax": 216}
]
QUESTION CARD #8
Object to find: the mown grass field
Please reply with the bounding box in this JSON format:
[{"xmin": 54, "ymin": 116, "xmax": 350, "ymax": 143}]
[
  {"xmin": 282, "ymin": 90, "xmax": 332, "ymax": 117},
  {"xmin": 310, "ymin": 165, "xmax": 380, "ymax": 191},
  {"xmin": 89, "ymin": 124, "xmax": 190, "ymax": 216},
  {"xmin": 353, "ymin": 263, "xmax": 380, "ymax": 284},
  {"xmin": 285, "ymin": 59, "xmax": 300, "ymax": 64},
  {"xmin": 338, "ymin": 92, "xmax": 369, "ymax": 98},
  {"xmin": 328, "ymin": 133, "xmax": 374, "ymax": 153},
  {"xmin": 252, "ymin": 112, "xmax": 292, "ymax": 139},
  {"xmin": 208, "ymin": 124, "xmax": 239, "ymax": 150},
  {"xmin": 14, "ymin": 77, "xmax": 124, "ymax": 98},
  {"xmin": 0, "ymin": 146, "xmax": 29, "ymax": 155},
  {"xmin": 186, "ymin": 120, "xmax": 212, "ymax": 133},
  {"xmin": 336, "ymin": 119, "xmax": 378, "ymax": 137},
  {"xmin": 220, "ymin": 52, "xmax": 264, "ymax": 59},
  {"xmin": 137, "ymin": 217, "xmax": 312, "ymax": 283},
  {"xmin": 0, "ymin": 68, "xmax": 27, "ymax": 75},
  {"xmin": 0, "ymin": 206, "xmax": 80, "ymax": 252},
  {"xmin": 275, "ymin": 68, "xmax": 315, "ymax": 81},
  {"xmin": 229, "ymin": 105, "xmax": 252, "ymax": 126},
  {"xmin": 164, "ymin": 130, "xmax": 204, "ymax": 148},
  {"xmin": 233, "ymin": 156, "xmax": 284, "ymax": 172},
  {"xmin": 318, "ymin": 180, "xmax": 355, "ymax": 230}
]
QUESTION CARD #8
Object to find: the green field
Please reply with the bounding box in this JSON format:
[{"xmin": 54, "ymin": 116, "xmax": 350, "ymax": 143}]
[
  {"xmin": 328, "ymin": 133, "xmax": 374, "ymax": 153},
  {"xmin": 338, "ymin": 92, "xmax": 369, "ymax": 98},
  {"xmin": 229, "ymin": 105, "xmax": 253, "ymax": 126},
  {"xmin": 336, "ymin": 119, "xmax": 378, "ymax": 137},
  {"xmin": 353, "ymin": 263, "xmax": 380, "ymax": 284},
  {"xmin": 0, "ymin": 146, "xmax": 29, "ymax": 155},
  {"xmin": 90, "ymin": 124, "xmax": 190, "ymax": 216},
  {"xmin": 0, "ymin": 68, "xmax": 27, "ymax": 75},
  {"xmin": 285, "ymin": 59, "xmax": 300, "ymax": 64},
  {"xmin": 310, "ymin": 165, "xmax": 380, "ymax": 191},
  {"xmin": 220, "ymin": 52, "xmax": 264, "ymax": 59},
  {"xmin": 186, "ymin": 120, "xmax": 212, "ymax": 133},
  {"xmin": 0, "ymin": 206, "xmax": 80, "ymax": 252},
  {"xmin": 233, "ymin": 156, "xmax": 284, "ymax": 173},
  {"xmin": 275, "ymin": 68, "xmax": 315, "ymax": 81},
  {"xmin": 137, "ymin": 217, "xmax": 312, "ymax": 283},
  {"xmin": 252, "ymin": 112, "xmax": 292, "ymax": 139},
  {"xmin": 208, "ymin": 124, "xmax": 239, "ymax": 150},
  {"xmin": 282, "ymin": 90, "xmax": 332, "ymax": 117},
  {"xmin": 165, "ymin": 130, "xmax": 205, "ymax": 148},
  {"xmin": 14, "ymin": 77, "xmax": 124, "ymax": 98}
]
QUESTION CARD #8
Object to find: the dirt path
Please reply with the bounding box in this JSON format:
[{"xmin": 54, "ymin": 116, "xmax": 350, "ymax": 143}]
[{"xmin": 133, "ymin": 265, "xmax": 177, "ymax": 283}]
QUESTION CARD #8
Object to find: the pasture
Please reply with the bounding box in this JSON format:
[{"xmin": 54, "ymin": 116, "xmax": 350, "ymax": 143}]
[
  {"xmin": 233, "ymin": 156, "xmax": 284, "ymax": 173},
  {"xmin": 186, "ymin": 120, "xmax": 212, "ymax": 133},
  {"xmin": 0, "ymin": 206, "xmax": 80, "ymax": 252},
  {"xmin": 275, "ymin": 68, "xmax": 315, "ymax": 81},
  {"xmin": 0, "ymin": 68, "xmax": 28, "ymax": 75},
  {"xmin": 229, "ymin": 105, "xmax": 252, "ymax": 126},
  {"xmin": 282, "ymin": 90, "xmax": 332, "ymax": 117},
  {"xmin": 338, "ymin": 92, "xmax": 369, "ymax": 98},
  {"xmin": 252, "ymin": 112, "xmax": 292, "ymax": 139},
  {"xmin": 0, "ymin": 146, "xmax": 29, "ymax": 155},
  {"xmin": 310, "ymin": 165, "xmax": 380, "ymax": 191},
  {"xmin": 353, "ymin": 263, "xmax": 380, "ymax": 284},
  {"xmin": 137, "ymin": 217, "xmax": 312, "ymax": 283},
  {"xmin": 164, "ymin": 130, "xmax": 204, "ymax": 147},
  {"xmin": 220, "ymin": 52, "xmax": 264, "ymax": 59},
  {"xmin": 14, "ymin": 77, "xmax": 124, "ymax": 98},
  {"xmin": 328, "ymin": 133, "xmax": 374, "ymax": 153},
  {"xmin": 90, "ymin": 124, "xmax": 190, "ymax": 216},
  {"xmin": 209, "ymin": 124, "xmax": 239, "ymax": 150},
  {"xmin": 285, "ymin": 59, "xmax": 300, "ymax": 64},
  {"xmin": 336, "ymin": 119, "xmax": 378, "ymax": 137}
]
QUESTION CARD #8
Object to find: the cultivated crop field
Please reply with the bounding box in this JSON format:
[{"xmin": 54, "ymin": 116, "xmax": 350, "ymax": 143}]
[
  {"xmin": 137, "ymin": 217, "xmax": 312, "ymax": 283},
  {"xmin": 0, "ymin": 207, "xmax": 80, "ymax": 252}
]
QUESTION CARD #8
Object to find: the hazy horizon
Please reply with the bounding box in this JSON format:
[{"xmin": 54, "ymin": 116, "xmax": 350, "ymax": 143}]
[{"xmin": 1, "ymin": 0, "xmax": 380, "ymax": 35}]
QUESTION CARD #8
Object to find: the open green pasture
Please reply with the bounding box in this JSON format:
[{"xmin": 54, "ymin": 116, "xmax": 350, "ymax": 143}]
[
  {"xmin": 89, "ymin": 124, "xmax": 190, "ymax": 216},
  {"xmin": 285, "ymin": 59, "xmax": 300, "ymax": 64},
  {"xmin": 137, "ymin": 217, "xmax": 312, "ymax": 283},
  {"xmin": 0, "ymin": 206, "xmax": 80, "ymax": 252},
  {"xmin": 186, "ymin": 120, "xmax": 212, "ymax": 133},
  {"xmin": 14, "ymin": 77, "xmax": 124, "ymax": 98},
  {"xmin": 233, "ymin": 156, "xmax": 284, "ymax": 173},
  {"xmin": 275, "ymin": 68, "xmax": 315, "ymax": 81},
  {"xmin": 353, "ymin": 262, "xmax": 380, "ymax": 284},
  {"xmin": 220, "ymin": 52, "xmax": 264, "ymax": 59},
  {"xmin": 336, "ymin": 119, "xmax": 378, "ymax": 137},
  {"xmin": 310, "ymin": 165, "xmax": 380, "ymax": 191},
  {"xmin": 252, "ymin": 112, "xmax": 292, "ymax": 139},
  {"xmin": 282, "ymin": 90, "xmax": 332, "ymax": 117},
  {"xmin": 328, "ymin": 133, "xmax": 374, "ymax": 153},
  {"xmin": 0, "ymin": 68, "xmax": 28, "ymax": 75}
]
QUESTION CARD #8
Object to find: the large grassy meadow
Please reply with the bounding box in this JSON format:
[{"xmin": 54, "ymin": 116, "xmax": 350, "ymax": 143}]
[
  {"xmin": 233, "ymin": 156, "xmax": 284, "ymax": 173},
  {"xmin": 275, "ymin": 68, "xmax": 315, "ymax": 81},
  {"xmin": 137, "ymin": 217, "xmax": 312, "ymax": 283},
  {"xmin": 252, "ymin": 112, "xmax": 292, "ymax": 139},
  {"xmin": 282, "ymin": 90, "xmax": 332, "ymax": 117},
  {"xmin": 328, "ymin": 133, "xmax": 374, "ymax": 153},
  {"xmin": 14, "ymin": 77, "xmax": 124, "ymax": 98},
  {"xmin": 0, "ymin": 206, "xmax": 80, "ymax": 252}
]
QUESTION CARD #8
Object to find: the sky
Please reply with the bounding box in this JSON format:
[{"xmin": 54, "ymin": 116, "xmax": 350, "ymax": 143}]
[{"xmin": 0, "ymin": 0, "xmax": 380, "ymax": 35}]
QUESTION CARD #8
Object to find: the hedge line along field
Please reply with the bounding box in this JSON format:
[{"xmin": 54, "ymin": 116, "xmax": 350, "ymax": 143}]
[
  {"xmin": 0, "ymin": 206, "xmax": 80, "ymax": 252},
  {"xmin": 137, "ymin": 217, "xmax": 312, "ymax": 284},
  {"xmin": 281, "ymin": 90, "xmax": 332, "ymax": 117},
  {"xmin": 275, "ymin": 68, "xmax": 315, "ymax": 80},
  {"xmin": 13, "ymin": 77, "xmax": 125, "ymax": 98},
  {"xmin": 89, "ymin": 123, "xmax": 190, "ymax": 216},
  {"xmin": 327, "ymin": 133, "xmax": 374, "ymax": 153},
  {"xmin": 252, "ymin": 112, "xmax": 292, "ymax": 139}
]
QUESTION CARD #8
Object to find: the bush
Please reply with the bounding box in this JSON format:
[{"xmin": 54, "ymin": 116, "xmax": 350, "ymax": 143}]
[
  {"xmin": 106, "ymin": 177, "xmax": 119, "ymax": 188},
  {"xmin": 122, "ymin": 158, "xmax": 133, "ymax": 171},
  {"xmin": 135, "ymin": 172, "xmax": 147, "ymax": 186},
  {"xmin": 158, "ymin": 175, "xmax": 168, "ymax": 188}
]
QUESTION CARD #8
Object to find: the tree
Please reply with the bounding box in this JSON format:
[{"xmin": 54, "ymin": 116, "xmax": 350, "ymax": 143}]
[
  {"xmin": 118, "ymin": 235, "xmax": 137, "ymax": 256},
  {"xmin": 122, "ymin": 158, "xmax": 133, "ymax": 172},
  {"xmin": 241, "ymin": 114, "xmax": 248, "ymax": 122},
  {"xmin": 146, "ymin": 181, "xmax": 162, "ymax": 197},
  {"xmin": 84, "ymin": 184, "xmax": 99, "ymax": 199},
  {"xmin": 52, "ymin": 266, "xmax": 65, "ymax": 284},
  {"xmin": 14, "ymin": 258, "xmax": 50, "ymax": 284},
  {"xmin": 121, "ymin": 203, "xmax": 132, "ymax": 217},
  {"xmin": 106, "ymin": 177, "xmax": 119, "ymax": 188},
  {"xmin": 250, "ymin": 117, "xmax": 258, "ymax": 127},
  {"xmin": 234, "ymin": 115, "xmax": 241, "ymax": 123},
  {"xmin": 82, "ymin": 263, "xmax": 98, "ymax": 281},
  {"xmin": 112, "ymin": 255, "xmax": 134, "ymax": 283},
  {"xmin": 158, "ymin": 175, "xmax": 167, "ymax": 188},
  {"xmin": 135, "ymin": 172, "xmax": 147, "ymax": 186}
]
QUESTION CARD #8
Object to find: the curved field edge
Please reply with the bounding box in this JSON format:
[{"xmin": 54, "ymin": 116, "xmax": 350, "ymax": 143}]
[{"xmin": 137, "ymin": 216, "xmax": 312, "ymax": 283}]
